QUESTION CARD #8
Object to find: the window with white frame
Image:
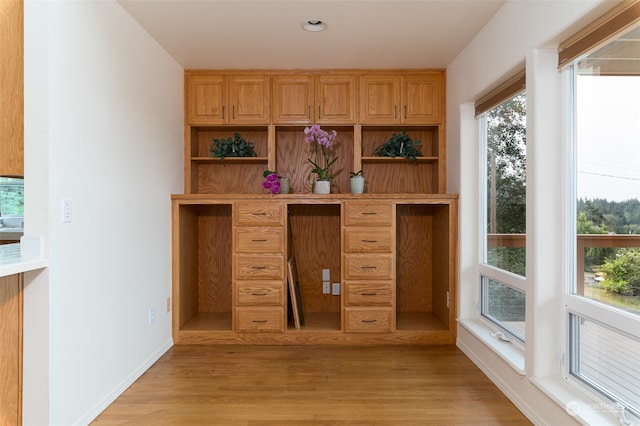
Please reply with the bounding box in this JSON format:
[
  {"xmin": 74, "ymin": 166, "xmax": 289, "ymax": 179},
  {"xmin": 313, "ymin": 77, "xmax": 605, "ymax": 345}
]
[
  {"xmin": 477, "ymin": 81, "xmax": 526, "ymax": 342},
  {"xmin": 565, "ymin": 17, "xmax": 640, "ymax": 421}
]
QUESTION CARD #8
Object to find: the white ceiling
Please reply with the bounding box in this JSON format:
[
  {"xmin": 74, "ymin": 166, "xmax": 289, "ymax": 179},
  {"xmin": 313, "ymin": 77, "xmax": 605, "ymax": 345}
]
[{"xmin": 118, "ymin": 0, "xmax": 506, "ymax": 70}]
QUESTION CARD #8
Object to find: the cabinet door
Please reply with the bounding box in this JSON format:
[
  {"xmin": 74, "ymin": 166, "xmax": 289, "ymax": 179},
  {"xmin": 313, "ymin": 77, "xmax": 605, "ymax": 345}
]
[
  {"xmin": 187, "ymin": 75, "xmax": 226, "ymax": 125},
  {"xmin": 359, "ymin": 75, "xmax": 400, "ymax": 124},
  {"xmin": 228, "ymin": 75, "xmax": 270, "ymax": 124},
  {"xmin": 402, "ymin": 74, "xmax": 443, "ymax": 124},
  {"xmin": 316, "ymin": 75, "xmax": 357, "ymax": 124},
  {"xmin": 272, "ymin": 75, "xmax": 314, "ymax": 124},
  {"xmin": 0, "ymin": 0, "xmax": 23, "ymax": 176}
]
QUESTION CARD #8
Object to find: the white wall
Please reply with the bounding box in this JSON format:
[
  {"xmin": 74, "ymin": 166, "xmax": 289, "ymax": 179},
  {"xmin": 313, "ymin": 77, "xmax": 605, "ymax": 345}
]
[
  {"xmin": 23, "ymin": 1, "xmax": 184, "ymax": 424},
  {"xmin": 447, "ymin": 0, "xmax": 620, "ymax": 425}
]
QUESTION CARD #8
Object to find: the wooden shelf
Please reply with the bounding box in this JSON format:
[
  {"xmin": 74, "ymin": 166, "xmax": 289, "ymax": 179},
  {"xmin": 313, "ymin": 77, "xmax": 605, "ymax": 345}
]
[
  {"xmin": 361, "ymin": 156, "xmax": 438, "ymax": 163},
  {"xmin": 191, "ymin": 157, "xmax": 268, "ymax": 162}
]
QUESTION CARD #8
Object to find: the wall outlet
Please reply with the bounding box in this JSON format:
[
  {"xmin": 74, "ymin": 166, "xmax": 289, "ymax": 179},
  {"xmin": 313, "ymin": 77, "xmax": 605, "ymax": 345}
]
[
  {"xmin": 322, "ymin": 281, "xmax": 330, "ymax": 294},
  {"xmin": 332, "ymin": 282, "xmax": 340, "ymax": 296},
  {"xmin": 322, "ymin": 268, "xmax": 330, "ymax": 281},
  {"xmin": 62, "ymin": 199, "xmax": 72, "ymax": 223},
  {"xmin": 148, "ymin": 307, "xmax": 156, "ymax": 324}
]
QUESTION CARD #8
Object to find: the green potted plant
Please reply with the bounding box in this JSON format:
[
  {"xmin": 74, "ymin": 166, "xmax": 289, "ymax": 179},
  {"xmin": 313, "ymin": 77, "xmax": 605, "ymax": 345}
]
[
  {"xmin": 373, "ymin": 132, "xmax": 422, "ymax": 161},
  {"xmin": 210, "ymin": 132, "xmax": 257, "ymax": 160},
  {"xmin": 349, "ymin": 170, "xmax": 365, "ymax": 194}
]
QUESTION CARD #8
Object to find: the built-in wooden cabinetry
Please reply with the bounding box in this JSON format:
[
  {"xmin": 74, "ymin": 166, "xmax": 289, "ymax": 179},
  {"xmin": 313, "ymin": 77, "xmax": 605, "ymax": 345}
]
[
  {"xmin": 0, "ymin": 0, "xmax": 24, "ymax": 176},
  {"xmin": 174, "ymin": 69, "xmax": 456, "ymax": 345},
  {"xmin": 0, "ymin": 273, "xmax": 23, "ymax": 425}
]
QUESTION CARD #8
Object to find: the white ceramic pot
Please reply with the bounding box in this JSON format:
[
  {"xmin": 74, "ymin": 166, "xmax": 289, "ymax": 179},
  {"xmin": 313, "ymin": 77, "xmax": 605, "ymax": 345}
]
[
  {"xmin": 278, "ymin": 177, "xmax": 290, "ymax": 194},
  {"xmin": 313, "ymin": 180, "xmax": 331, "ymax": 194},
  {"xmin": 350, "ymin": 176, "xmax": 365, "ymax": 194}
]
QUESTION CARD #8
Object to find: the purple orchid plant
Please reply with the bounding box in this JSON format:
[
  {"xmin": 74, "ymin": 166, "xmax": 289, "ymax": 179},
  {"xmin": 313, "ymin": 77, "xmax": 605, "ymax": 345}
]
[{"xmin": 304, "ymin": 124, "xmax": 338, "ymax": 182}]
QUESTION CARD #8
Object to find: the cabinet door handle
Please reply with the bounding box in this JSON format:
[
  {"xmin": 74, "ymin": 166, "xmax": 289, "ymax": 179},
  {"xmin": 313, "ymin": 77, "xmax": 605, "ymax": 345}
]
[
  {"xmin": 252, "ymin": 266, "xmax": 267, "ymax": 270},
  {"xmin": 251, "ymin": 292, "xmax": 268, "ymax": 296},
  {"xmin": 362, "ymin": 265, "xmax": 378, "ymax": 270},
  {"xmin": 252, "ymin": 319, "xmax": 268, "ymax": 323},
  {"xmin": 222, "ymin": 105, "xmax": 225, "ymax": 119},
  {"xmin": 252, "ymin": 239, "xmax": 268, "ymax": 242},
  {"xmin": 404, "ymin": 105, "xmax": 407, "ymax": 119},
  {"xmin": 318, "ymin": 105, "xmax": 321, "ymax": 118},
  {"xmin": 394, "ymin": 105, "xmax": 397, "ymax": 120},
  {"xmin": 308, "ymin": 105, "xmax": 311, "ymax": 118},
  {"xmin": 233, "ymin": 105, "xmax": 235, "ymax": 120},
  {"xmin": 362, "ymin": 239, "xmax": 378, "ymax": 243},
  {"xmin": 361, "ymin": 319, "xmax": 377, "ymax": 323},
  {"xmin": 361, "ymin": 292, "xmax": 378, "ymax": 296}
]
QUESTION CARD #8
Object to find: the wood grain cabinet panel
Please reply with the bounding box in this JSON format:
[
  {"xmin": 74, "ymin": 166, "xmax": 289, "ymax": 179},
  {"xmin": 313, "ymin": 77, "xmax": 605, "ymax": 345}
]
[
  {"xmin": 403, "ymin": 73, "xmax": 443, "ymax": 124},
  {"xmin": 236, "ymin": 308, "xmax": 285, "ymax": 332},
  {"xmin": 344, "ymin": 228, "xmax": 393, "ymax": 253},
  {"xmin": 359, "ymin": 75, "xmax": 400, "ymax": 124},
  {"xmin": 344, "ymin": 308, "xmax": 393, "ymax": 333},
  {"xmin": 344, "ymin": 254, "xmax": 393, "ymax": 280},
  {"xmin": 235, "ymin": 254, "xmax": 284, "ymax": 280},
  {"xmin": 235, "ymin": 202, "xmax": 284, "ymax": 226},
  {"xmin": 187, "ymin": 75, "xmax": 226, "ymax": 125},
  {"xmin": 344, "ymin": 281, "xmax": 393, "ymax": 306},
  {"xmin": 235, "ymin": 227, "xmax": 284, "ymax": 253},
  {"xmin": 228, "ymin": 75, "xmax": 270, "ymax": 124},
  {"xmin": 344, "ymin": 202, "xmax": 392, "ymax": 227},
  {"xmin": 236, "ymin": 281, "xmax": 284, "ymax": 306},
  {"xmin": 272, "ymin": 73, "xmax": 356, "ymax": 124}
]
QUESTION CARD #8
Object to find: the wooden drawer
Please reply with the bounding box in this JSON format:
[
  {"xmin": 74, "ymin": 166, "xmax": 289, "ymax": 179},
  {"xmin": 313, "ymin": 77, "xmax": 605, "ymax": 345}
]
[
  {"xmin": 344, "ymin": 202, "xmax": 392, "ymax": 227},
  {"xmin": 235, "ymin": 227, "xmax": 284, "ymax": 253},
  {"xmin": 235, "ymin": 254, "xmax": 284, "ymax": 280},
  {"xmin": 236, "ymin": 308, "xmax": 285, "ymax": 332},
  {"xmin": 236, "ymin": 281, "xmax": 284, "ymax": 306},
  {"xmin": 344, "ymin": 308, "xmax": 393, "ymax": 333},
  {"xmin": 235, "ymin": 202, "xmax": 284, "ymax": 226},
  {"xmin": 344, "ymin": 228, "xmax": 392, "ymax": 253},
  {"xmin": 344, "ymin": 254, "xmax": 393, "ymax": 280},
  {"xmin": 344, "ymin": 281, "xmax": 393, "ymax": 306}
]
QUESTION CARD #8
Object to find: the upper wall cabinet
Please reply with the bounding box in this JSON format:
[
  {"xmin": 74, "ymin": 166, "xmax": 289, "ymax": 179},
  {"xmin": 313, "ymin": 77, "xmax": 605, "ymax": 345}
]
[
  {"xmin": 0, "ymin": 0, "xmax": 24, "ymax": 177},
  {"xmin": 272, "ymin": 73, "xmax": 357, "ymax": 124},
  {"xmin": 186, "ymin": 72, "xmax": 270, "ymax": 125},
  {"xmin": 359, "ymin": 72, "xmax": 444, "ymax": 125}
]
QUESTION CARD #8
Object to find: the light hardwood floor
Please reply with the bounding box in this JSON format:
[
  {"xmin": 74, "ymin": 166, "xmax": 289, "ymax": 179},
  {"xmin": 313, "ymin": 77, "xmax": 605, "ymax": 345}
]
[{"xmin": 92, "ymin": 345, "xmax": 531, "ymax": 425}]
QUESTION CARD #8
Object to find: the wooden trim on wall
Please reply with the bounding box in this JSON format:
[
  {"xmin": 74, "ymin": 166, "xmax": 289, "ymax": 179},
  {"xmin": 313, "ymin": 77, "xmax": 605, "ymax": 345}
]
[{"xmin": 558, "ymin": 0, "xmax": 640, "ymax": 68}]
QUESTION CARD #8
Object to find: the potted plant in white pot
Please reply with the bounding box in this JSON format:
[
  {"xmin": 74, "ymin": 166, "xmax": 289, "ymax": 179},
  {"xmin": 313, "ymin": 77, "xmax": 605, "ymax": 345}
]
[{"xmin": 349, "ymin": 170, "xmax": 365, "ymax": 194}]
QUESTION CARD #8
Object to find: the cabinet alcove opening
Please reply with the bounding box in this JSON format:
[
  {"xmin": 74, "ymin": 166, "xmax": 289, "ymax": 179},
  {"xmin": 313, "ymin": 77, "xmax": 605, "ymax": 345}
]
[
  {"xmin": 176, "ymin": 203, "xmax": 233, "ymax": 331},
  {"xmin": 395, "ymin": 203, "xmax": 451, "ymax": 331},
  {"xmin": 275, "ymin": 126, "xmax": 354, "ymax": 195},
  {"xmin": 287, "ymin": 203, "xmax": 342, "ymax": 331},
  {"xmin": 189, "ymin": 126, "xmax": 268, "ymax": 194}
]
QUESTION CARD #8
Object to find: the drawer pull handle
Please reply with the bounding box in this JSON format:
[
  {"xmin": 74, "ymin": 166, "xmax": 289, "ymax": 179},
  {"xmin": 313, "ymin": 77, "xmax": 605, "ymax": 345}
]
[
  {"xmin": 361, "ymin": 212, "xmax": 377, "ymax": 216},
  {"xmin": 362, "ymin": 265, "xmax": 377, "ymax": 270},
  {"xmin": 251, "ymin": 292, "xmax": 267, "ymax": 296},
  {"xmin": 362, "ymin": 239, "xmax": 378, "ymax": 243},
  {"xmin": 252, "ymin": 266, "xmax": 267, "ymax": 270},
  {"xmin": 362, "ymin": 319, "xmax": 378, "ymax": 323},
  {"xmin": 252, "ymin": 319, "xmax": 268, "ymax": 323},
  {"xmin": 361, "ymin": 292, "xmax": 378, "ymax": 296},
  {"xmin": 251, "ymin": 212, "xmax": 267, "ymax": 216},
  {"xmin": 252, "ymin": 239, "xmax": 268, "ymax": 242}
]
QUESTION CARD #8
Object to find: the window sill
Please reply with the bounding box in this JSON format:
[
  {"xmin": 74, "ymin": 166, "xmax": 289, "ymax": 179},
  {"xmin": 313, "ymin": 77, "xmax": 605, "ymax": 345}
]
[
  {"xmin": 457, "ymin": 317, "xmax": 525, "ymax": 375},
  {"xmin": 531, "ymin": 377, "xmax": 632, "ymax": 426}
]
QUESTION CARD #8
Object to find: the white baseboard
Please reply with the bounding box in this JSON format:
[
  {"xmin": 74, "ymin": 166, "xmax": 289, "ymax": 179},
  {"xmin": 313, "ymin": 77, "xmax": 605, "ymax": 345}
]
[{"xmin": 74, "ymin": 338, "xmax": 173, "ymax": 426}]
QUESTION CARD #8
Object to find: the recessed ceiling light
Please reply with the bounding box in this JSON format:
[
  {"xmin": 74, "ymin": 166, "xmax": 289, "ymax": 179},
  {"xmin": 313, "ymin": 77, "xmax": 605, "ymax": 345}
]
[{"xmin": 302, "ymin": 20, "xmax": 327, "ymax": 32}]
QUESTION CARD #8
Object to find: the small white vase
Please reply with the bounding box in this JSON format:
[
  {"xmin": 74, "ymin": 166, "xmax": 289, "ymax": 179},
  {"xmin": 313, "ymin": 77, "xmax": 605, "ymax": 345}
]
[
  {"xmin": 313, "ymin": 180, "xmax": 331, "ymax": 194},
  {"xmin": 278, "ymin": 177, "xmax": 290, "ymax": 194},
  {"xmin": 350, "ymin": 176, "xmax": 365, "ymax": 194}
]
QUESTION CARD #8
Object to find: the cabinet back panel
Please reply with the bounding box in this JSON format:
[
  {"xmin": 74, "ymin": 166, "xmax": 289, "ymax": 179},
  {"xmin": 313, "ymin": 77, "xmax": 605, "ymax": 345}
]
[
  {"xmin": 431, "ymin": 206, "xmax": 452, "ymax": 327},
  {"xmin": 364, "ymin": 162, "xmax": 434, "ymax": 193},
  {"xmin": 192, "ymin": 128, "xmax": 268, "ymax": 157},
  {"xmin": 396, "ymin": 205, "xmax": 434, "ymax": 313},
  {"xmin": 361, "ymin": 127, "xmax": 437, "ymax": 157},
  {"xmin": 178, "ymin": 207, "xmax": 199, "ymax": 326},
  {"xmin": 197, "ymin": 205, "xmax": 232, "ymax": 313},
  {"xmin": 288, "ymin": 205, "xmax": 341, "ymax": 313},
  {"xmin": 276, "ymin": 127, "xmax": 354, "ymax": 194},
  {"xmin": 194, "ymin": 162, "xmax": 265, "ymax": 194}
]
